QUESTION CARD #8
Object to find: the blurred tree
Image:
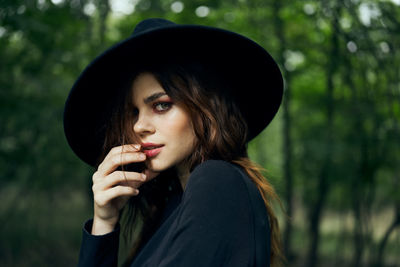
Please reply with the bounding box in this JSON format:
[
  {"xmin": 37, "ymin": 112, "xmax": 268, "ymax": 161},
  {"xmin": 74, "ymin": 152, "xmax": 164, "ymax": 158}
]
[
  {"xmin": 271, "ymin": 0, "xmax": 295, "ymax": 260},
  {"xmin": 1, "ymin": 0, "xmax": 399, "ymax": 266}
]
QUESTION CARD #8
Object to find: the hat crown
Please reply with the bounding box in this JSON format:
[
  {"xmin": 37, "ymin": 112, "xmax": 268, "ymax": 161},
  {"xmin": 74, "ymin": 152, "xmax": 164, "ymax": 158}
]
[
  {"xmin": 64, "ymin": 18, "xmax": 283, "ymax": 166},
  {"xmin": 132, "ymin": 18, "xmax": 176, "ymax": 36}
]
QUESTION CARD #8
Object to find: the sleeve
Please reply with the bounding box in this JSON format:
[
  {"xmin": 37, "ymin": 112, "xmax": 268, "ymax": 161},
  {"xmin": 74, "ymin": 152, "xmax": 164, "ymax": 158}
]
[
  {"xmin": 158, "ymin": 160, "xmax": 255, "ymax": 267},
  {"xmin": 77, "ymin": 219, "xmax": 120, "ymax": 267}
]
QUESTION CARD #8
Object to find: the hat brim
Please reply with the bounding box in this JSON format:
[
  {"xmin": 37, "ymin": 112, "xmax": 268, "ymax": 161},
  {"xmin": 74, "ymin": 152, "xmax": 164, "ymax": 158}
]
[{"xmin": 64, "ymin": 24, "xmax": 284, "ymax": 166}]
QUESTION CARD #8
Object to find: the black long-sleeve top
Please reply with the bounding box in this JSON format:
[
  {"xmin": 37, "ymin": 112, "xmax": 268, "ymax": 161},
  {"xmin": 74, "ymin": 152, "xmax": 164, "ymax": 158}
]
[{"xmin": 78, "ymin": 160, "xmax": 271, "ymax": 267}]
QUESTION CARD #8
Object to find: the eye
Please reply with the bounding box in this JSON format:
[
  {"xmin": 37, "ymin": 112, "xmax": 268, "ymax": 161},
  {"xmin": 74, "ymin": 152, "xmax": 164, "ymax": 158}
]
[{"xmin": 153, "ymin": 102, "xmax": 172, "ymax": 113}]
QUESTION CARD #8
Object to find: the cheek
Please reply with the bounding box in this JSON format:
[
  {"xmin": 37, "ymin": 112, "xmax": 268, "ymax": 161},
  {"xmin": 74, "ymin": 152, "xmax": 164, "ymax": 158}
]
[{"xmin": 162, "ymin": 109, "xmax": 194, "ymax": 139}]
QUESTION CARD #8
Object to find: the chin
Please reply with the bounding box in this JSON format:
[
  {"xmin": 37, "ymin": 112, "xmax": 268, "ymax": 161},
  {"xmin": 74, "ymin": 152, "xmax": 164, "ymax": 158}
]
[{"xmin": 145, "ymin": 158, "xmax": 169, "ymax": 172}]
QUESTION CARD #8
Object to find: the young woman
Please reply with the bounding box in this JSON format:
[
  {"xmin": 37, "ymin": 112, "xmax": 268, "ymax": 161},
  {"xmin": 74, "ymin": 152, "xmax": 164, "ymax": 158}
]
[{"xmin": 64, "ymin": 18, "xmax": 284, "ymax": 267}]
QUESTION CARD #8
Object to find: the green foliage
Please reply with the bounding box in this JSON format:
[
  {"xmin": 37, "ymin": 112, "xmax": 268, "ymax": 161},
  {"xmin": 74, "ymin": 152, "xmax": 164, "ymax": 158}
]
[{"xmin": 1, "ymin": 0, "xmax": 399, "ymax": 266}]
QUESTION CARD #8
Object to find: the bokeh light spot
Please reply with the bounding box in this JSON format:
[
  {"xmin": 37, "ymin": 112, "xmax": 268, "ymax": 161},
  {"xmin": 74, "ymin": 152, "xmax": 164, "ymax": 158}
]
[
  {"xmin": 171, "ymin": 1, "xmax": 184, "ymax": 13},
  {"xmin": 347, "ymin": 41, "xmax": 357, "ymax": 53},
  {"xmin": 195, "ymin": 6, "xmax": 210, "ymax": 18}
]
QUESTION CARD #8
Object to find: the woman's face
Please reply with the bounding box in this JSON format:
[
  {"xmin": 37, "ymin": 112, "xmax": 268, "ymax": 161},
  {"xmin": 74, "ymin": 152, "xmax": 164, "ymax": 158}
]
[{"xmin": 130, "ymin": 72, "xmax": 196, "ymax": 178}]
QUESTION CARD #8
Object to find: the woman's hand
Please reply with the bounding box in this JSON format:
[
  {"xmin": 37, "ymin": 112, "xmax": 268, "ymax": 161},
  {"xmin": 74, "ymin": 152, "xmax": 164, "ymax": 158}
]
[{"xmin": 91, "ymin": 144, "xmax": 147, "ymax": 235}]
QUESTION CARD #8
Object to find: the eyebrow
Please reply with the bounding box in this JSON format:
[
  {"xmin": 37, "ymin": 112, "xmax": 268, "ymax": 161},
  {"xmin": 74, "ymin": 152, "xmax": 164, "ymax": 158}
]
[{"xmin": 143, "ymin": 92, "xmax": 167, "ymax": 104}]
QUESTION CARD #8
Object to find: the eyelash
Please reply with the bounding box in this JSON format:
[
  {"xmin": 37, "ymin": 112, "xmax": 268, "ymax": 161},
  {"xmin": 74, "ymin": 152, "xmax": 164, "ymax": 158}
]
[{"xmin": 153, "ymin": 101, "xmax": 173, "ymax": 113}]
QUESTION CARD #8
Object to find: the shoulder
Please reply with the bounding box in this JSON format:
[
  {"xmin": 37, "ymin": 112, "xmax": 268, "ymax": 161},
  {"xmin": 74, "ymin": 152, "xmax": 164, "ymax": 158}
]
[
  {"xmin": 182, "ymin": 160, "xmax": 254, "ymax": 215},
  {"xmin": 186, "ymin": 160, "xmax": 248, "ymax": 195},
  {"xmin": 178, "ymin": 160, "xmax": 254, "ymax": 232}
]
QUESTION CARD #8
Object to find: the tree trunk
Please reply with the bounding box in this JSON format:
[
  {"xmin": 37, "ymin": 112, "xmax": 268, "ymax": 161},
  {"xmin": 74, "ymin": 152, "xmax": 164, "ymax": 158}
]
[
  {"xmin": 373, "ymin": 205, "xmax": 400, "ymax": 267},
  {"xmin": 305, "ymin": 3, "xmax": 340, "ymax": 267},
  {"xmin": 97, "ymin": 0, "xmax": 109, "ymax": 46},
  {"xmin": 351, "ymin": 189, "xmax": 364, "ymax": 267},
  {"xmin": 272, "ymin": 0, "xmax": 294, "ymax": 261},
  {"xmin": 306, "ymin": 165, "xmax": 330, "ymax": 267}
]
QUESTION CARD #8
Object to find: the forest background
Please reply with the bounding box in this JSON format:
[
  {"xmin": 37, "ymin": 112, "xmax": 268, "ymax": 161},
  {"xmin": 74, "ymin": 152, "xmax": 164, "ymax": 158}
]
[{"xmin": 1, "ymin": 0, "xmax": 399, "ymax": 266}]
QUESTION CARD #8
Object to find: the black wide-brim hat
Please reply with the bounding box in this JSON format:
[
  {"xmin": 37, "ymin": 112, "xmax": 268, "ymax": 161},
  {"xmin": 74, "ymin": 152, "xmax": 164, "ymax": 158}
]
[{"xmin": 64, "ymin": 18, "xmax": 284, "ymax": 167}]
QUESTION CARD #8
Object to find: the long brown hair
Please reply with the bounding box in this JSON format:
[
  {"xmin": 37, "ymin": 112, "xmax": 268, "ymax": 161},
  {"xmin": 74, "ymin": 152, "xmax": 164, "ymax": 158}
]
[{"xmin": 101, "ymin": 60, "xmax": 284, "ymax": 266}]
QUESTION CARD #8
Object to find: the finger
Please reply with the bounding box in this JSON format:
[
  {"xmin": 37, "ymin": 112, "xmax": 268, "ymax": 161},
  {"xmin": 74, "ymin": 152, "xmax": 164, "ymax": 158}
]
[
  {"xmin": 98, "ymin": 152, "xmax": 146, "ymax": 175},
  {"xmin": 119, "ymin": 179, "xmax": 145, "ymax": 188},
  {"xmin": 96, "ymin": 186, "xmax": 139, "ymax": 207},
  {"xmin": 97, "ymin": 171, "xmax": 146, "ymax": 190},
  {"xmin": 103, "ymin": 144, "xmax": 141, "ymax": 163}
]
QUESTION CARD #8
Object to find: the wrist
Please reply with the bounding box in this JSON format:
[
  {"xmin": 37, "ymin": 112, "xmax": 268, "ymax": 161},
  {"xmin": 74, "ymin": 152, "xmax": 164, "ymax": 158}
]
[{"xmin": 91, "ymin": 216, "xmax": 118, "ymax": 235}]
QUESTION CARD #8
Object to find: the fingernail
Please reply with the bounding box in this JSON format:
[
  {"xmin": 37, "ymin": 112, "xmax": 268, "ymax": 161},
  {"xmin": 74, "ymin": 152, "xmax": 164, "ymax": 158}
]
[
  {"xmin": 135, "ymin": 189, "xmax": 140, "ymax": 194},
  {"xmin": 134, "ymin": 144, "xmax": 140, "ymax": 150},
  {"xmin": 139, "ymin": 153, "xmax": 146, "ymax": 159},
  {"xmin": 141, "ymin": 173, "xmax": 146, "ymax": 180}
]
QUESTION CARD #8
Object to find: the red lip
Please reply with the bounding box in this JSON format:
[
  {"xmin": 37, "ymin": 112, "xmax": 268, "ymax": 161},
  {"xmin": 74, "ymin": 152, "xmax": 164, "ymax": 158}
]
[{"xmin": 141, "ymin": 143, "xmax": 164, "ymax": 157}]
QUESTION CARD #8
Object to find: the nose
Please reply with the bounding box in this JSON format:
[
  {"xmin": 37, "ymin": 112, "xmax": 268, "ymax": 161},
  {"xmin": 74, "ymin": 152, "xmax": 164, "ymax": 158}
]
[{"xmin": 133, "ymin": 112, "xmax": 155, "ymax": 137}]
